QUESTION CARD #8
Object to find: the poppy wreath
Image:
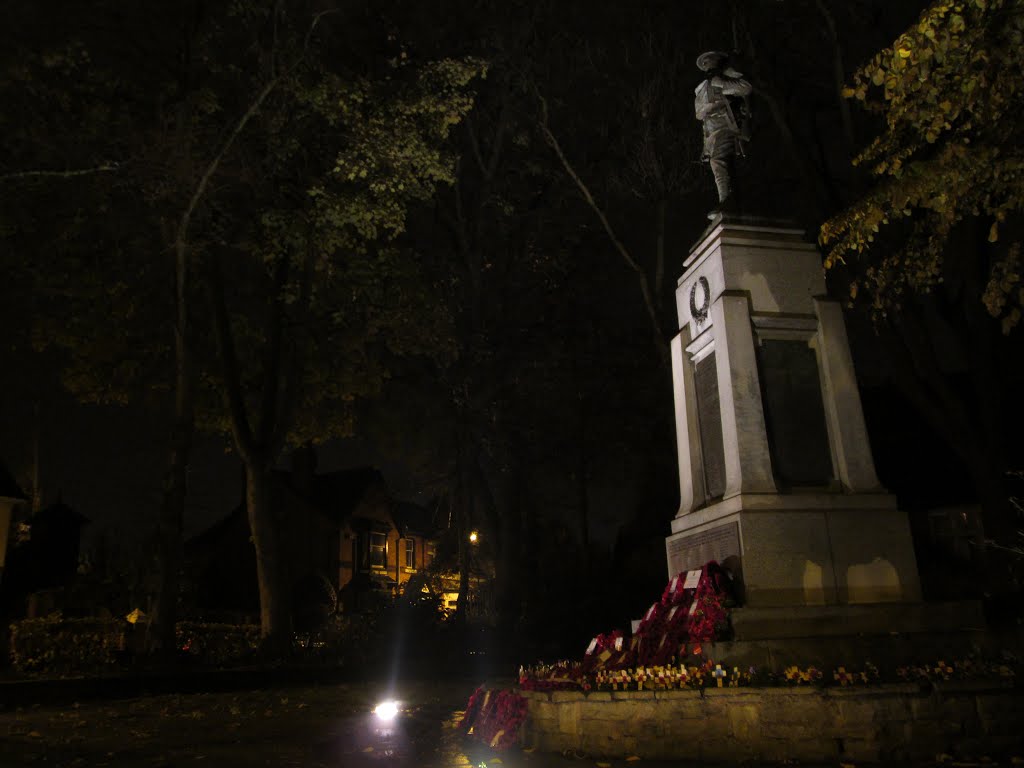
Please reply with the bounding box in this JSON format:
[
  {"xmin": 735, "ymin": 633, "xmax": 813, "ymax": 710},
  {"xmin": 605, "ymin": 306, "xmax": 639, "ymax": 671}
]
[
  {"xmin": 519, "ymin": 661, "xmax": 584, "ymax": 691},
  {"xmin": 517, "ymin": 561, "xmax": 736, "ymax": 690},
  {"xmin": 638, "ymin": 561, "xmax": 734, "ymax": 662},
  {"xmin": 675, "ymin": 562, "xmax": 732, "ymax": 643},
  {"xmin": 581, "ymin": 629, "xmax": 624, "ymax": 674},
  {"xmin": 460, "ymin": 688, "xmax": 529, "ymax": 751},
  {"xmin": 457, "ymin": 685, "xmax": 487, "ymax": 732}
]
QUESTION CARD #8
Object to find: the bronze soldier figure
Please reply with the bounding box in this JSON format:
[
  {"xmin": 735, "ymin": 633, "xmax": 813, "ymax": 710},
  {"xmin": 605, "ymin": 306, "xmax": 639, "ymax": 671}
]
[{"xmin": 694, "ymin": 51, "xmax": 752, "ymax": 209}]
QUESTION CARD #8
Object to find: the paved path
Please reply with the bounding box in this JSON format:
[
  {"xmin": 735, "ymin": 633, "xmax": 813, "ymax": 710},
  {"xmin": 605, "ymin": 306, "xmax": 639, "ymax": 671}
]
[{"xmin": 0, "ymin": 679, "xmax": 709, "ymax": 768}]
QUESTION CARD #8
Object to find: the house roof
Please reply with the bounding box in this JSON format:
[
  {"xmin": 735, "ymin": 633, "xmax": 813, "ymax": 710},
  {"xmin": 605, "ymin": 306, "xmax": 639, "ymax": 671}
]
[
  {"xmin": 289, "ymin": 466, "xmax": 386, "ymax": 524},
  {"xmin": 391, "ymin": 500, "xmax": 437, "ymax": 536},
  {"xmin": 190, "ymin": 465, "xmax": 389, "ymax": 553},
  {"xmin": 0, "ymin": 460, "xmax": 26, "ymax": 500},
  {"xmin": 32, "ymin": 500, "xmax": 89, "ymax": 526}
]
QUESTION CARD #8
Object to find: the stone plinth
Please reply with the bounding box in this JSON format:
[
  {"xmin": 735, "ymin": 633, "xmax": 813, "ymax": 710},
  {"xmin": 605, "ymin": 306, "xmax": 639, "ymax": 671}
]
[
  {"xmin": 666, "ymin": 492, "xmax": 922, "ymax": 608},
  {"xmin": 666, "ymin": 214, "xmax": 925, "ymax": 619}
]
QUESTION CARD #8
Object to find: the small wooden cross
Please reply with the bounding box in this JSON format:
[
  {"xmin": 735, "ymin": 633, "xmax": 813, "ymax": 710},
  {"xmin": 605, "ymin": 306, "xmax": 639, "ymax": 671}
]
[{"xmin": 713, "ymin": 664, "xmax": 727, "ymax": 687}]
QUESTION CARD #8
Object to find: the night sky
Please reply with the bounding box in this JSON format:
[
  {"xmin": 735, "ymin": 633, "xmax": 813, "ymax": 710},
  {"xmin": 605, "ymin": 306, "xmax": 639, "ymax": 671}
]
[{"xmin": 2, "ymin": 0, "xmax": 1022, "ymax": 610}]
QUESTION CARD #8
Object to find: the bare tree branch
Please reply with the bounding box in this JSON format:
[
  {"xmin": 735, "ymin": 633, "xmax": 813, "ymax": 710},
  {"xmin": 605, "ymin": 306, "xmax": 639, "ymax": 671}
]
[
  {"xmin": 536, "ymin": 90, "xmax": 670, "ymax": 369},
  {"xmin": 813, "ymin": 0, "xmax": 855, "ymax": 153},
  {"xmin": 0, "ymin": 163, "xmax": 121, "ymax": 183}
]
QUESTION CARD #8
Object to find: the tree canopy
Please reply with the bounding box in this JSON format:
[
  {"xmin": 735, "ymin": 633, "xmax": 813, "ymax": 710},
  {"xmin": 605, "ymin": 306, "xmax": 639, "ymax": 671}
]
[{"xmin": 821, "ymin": 0, "xmax": 1024, "ymax": 332}]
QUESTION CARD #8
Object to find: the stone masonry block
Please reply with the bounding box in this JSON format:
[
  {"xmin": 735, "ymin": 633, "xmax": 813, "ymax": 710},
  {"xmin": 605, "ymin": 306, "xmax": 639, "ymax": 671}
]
[
  {"xmin": 551, "ymin": 691, "xmax": 584, "ymax": 703},
  {"xmin": 611, "ymin": 690, "xmax": 655, "ymax": 700},
  {"xmin": 728, "ymin": 703, "xmax": 760, "ymax": 742}
]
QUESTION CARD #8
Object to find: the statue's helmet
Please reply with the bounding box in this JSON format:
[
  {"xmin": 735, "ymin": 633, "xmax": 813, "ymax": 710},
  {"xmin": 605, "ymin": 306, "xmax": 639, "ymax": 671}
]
[{"xmin": 696, "ymin": 51, "xmax": 729, "ymax": 72}]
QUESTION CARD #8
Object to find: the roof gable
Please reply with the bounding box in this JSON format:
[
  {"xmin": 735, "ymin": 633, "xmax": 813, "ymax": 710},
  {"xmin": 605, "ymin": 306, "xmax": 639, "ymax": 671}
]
[{"xmin": 0, "ymin": 460, "xmax": 26, "ymax": 500}]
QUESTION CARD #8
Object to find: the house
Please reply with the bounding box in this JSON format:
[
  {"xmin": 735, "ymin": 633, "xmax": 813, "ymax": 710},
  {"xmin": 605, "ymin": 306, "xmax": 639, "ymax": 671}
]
[
  {"xmin": 0, "ymin": 495, "xmax": 90, "ymax": 618},
  {"xmin": 0, "ymin": 460, "xmax": 27, "ymax": 587},
  {"xmin": 187, "ymin": 450, "xmax": 441, "ymax": 622}
]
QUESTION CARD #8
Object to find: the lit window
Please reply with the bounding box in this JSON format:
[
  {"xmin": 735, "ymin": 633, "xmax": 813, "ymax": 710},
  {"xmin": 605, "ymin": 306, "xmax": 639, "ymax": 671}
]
[
  {"xmin": 369, "ymin": 532, "xmax": 387, "ymax": 569},
  {"xmin": 405, "ymin": 538, "xmax": 415, "ymax": 569}
]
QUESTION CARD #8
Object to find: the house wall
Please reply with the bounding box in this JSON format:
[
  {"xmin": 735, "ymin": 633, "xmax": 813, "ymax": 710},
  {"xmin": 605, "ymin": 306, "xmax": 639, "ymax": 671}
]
[
  {"xmin": 0, "ymin": 497, "xmax": 18, "ymax": 580},
  {"xmin": 336, "ymin": 528, "xmax": 436, "ymax": 598}
]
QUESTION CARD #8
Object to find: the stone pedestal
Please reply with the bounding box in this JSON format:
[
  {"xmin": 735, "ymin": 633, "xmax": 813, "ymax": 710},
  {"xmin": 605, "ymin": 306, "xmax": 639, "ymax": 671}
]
[{"xmin": 665, "ymin": 215, "xmax": 925, "ymax": 624}]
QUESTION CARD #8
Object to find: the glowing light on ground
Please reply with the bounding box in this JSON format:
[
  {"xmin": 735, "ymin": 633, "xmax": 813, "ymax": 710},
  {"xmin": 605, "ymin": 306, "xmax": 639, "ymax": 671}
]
[{"xmin": 374, "ymin": 700, "xmax": 399, "ymax": 721}]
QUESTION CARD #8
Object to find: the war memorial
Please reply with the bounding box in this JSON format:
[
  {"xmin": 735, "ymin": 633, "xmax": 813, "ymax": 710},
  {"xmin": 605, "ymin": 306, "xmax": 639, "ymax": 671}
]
[{"xmin": 469, "ymin": 51, "xmax": 1024, "ymax": 763}]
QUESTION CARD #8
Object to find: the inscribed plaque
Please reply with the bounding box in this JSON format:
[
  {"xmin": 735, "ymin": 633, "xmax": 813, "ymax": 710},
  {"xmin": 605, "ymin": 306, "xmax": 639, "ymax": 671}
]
[
  {"xmin": 756, "ymin": 339, "xmax": 833, "ymax": 487},
  {"xmin": 694, "ymin": 352, "xmax": 726, "ymax": 499},
  {"xmin": 667, "ymin": 522, "xmax": 741, "ymax": 577}
]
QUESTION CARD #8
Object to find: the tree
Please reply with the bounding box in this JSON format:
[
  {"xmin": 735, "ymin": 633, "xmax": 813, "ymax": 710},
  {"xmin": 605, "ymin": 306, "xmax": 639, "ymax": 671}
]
[
  {"xmin": 821, "ymin": 0, "xmax": 1024, "ymax": 331},
  {"xmin": 1, "ymin": 0, "xmax": 485, "ymax": 655},
  {"xmin": 195, "ymin": 8, "xmax": 485, "ymax": 652},
  {"xmin": 819, "ymin": 0, "xmax": 1024, "ymax": 558}
]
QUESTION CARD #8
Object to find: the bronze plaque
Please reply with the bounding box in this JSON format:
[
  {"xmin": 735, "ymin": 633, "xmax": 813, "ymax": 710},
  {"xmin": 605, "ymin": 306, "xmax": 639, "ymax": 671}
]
[
  {"xmin": 756, "ymin": 339, "xmax": 833, "ymax": 487},
  {"xmin": 667, "ymin": 521, "xmax": 741, "ymax": 578},
  {"xmin": 695, "ymin": 352, "xmax": 726, "ymax": 499}
]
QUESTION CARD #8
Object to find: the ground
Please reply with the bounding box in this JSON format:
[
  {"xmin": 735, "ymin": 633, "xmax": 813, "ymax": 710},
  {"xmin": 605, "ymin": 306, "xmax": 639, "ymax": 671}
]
[{"xmin": 0, "ymin": 679, "xmax": 693, "ymax": 768}]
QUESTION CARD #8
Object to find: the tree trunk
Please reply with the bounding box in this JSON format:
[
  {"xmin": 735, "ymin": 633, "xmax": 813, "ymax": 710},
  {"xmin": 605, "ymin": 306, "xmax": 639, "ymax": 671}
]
[
  {"xmin": 453, "ymin": 424, "xmax": 473, "ymax": 627},
  {"xmin": 147, "ymin": 216, "xmax": 195, "ymax": 659},
  {"xmin": 246, "ymin": 461, "xmax": 292, "ymax": 656},
  {"xmin": 147, "ymin": 415, "xmax": 191, "ymax": 658}
]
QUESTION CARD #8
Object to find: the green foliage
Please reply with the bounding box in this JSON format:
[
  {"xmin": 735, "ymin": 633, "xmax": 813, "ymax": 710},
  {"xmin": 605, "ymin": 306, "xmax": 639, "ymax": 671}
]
[
  {"xmin": 820, "ymin": 0, "xmax": 1024, "ymax": 331},
  {"xmin": 7, "ymin": 617, "xmax": 264, "ymax": 673},
  {"xmin": 9, "ymin": 615, "xmax": 123, "ymax": 674},
  {"xmin": 213, "ymin": 52, "xmax": 485, "ymax": 446},
  {"xmin": 176, "ymin": 622, "xmax": 261, "ymax": 666}
]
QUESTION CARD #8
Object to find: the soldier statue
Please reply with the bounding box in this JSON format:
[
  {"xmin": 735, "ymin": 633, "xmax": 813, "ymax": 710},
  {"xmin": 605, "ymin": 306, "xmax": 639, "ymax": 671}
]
[{"xmin": 694, "ymin": 51, "xmax": 752, "ymax": 209}]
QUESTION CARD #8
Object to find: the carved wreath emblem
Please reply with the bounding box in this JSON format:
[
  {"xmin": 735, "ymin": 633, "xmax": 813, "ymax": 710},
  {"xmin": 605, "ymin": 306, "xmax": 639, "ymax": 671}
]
[{"xmin": 689, "ymin": 276, "xmax": 710, "ymax": 324}]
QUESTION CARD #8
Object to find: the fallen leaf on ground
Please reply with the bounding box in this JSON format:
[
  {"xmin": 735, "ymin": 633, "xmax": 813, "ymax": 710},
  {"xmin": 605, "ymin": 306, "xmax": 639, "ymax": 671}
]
[
  {"xmin": 596, "ymin": 763, "xmax": 612, "ymax": 767},
  {"xmin": 362, "ymin": 746, "xmax": 374, "ymax": 753},
  {"xmin": 627, "ymin": 757, "xmax": 641, "ymax": 762}
]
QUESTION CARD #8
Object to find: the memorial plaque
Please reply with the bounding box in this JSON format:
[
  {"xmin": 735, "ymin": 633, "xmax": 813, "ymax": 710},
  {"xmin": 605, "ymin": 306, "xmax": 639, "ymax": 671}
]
[
  {"xmin": 694, "ymin": 352, "xmax": 726, "ymax": 498},
  {"xmin": 756, "ymin": 339, "xmax": 833, "ymax": 487},
  {"xmin": 667, "ymin": 521, "xmax": 741, "ymax": 577}
]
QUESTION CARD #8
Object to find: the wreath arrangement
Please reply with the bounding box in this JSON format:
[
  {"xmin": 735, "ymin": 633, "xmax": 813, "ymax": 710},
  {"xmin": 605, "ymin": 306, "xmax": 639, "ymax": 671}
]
[{"xmin": 457, "ymin": 686, "xmax": 528, "ymax": 750}]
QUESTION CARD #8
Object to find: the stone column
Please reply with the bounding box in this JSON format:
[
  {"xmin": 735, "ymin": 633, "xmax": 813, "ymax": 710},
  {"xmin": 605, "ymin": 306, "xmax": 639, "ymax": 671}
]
[
  {"xmin": 813, "ymin": 297, "xmax": 883, "ymax": 492},
  {"xmin": 670, "ymin": 332, "xmax": 705, "ymax": 514},
  {"xmin": 711, "ymin": 294, "xmax": 777, "ymax": 497}
]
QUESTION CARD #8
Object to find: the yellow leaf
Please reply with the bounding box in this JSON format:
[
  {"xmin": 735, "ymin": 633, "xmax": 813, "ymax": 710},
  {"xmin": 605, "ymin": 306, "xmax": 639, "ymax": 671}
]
[
  {"xmin": 363, "ymin": 746, "xmax": 375, "ymax": 753},
  {"xmin": 989, "ymin": 222, "xmax": 999, "ymax": 242},
  {"xmin": 872, "ymin": 69, "xmax": 885, "ymax": 86},
  {"xmin": 627, "ymin": 757, "xmax": 642, "ymax": 762},
  {"xmin": 597, "ymin": 763, "xmax": 612, "ymax": 768},
  {"xmin": 898, "ymin": 47, "xmax": 912, "ymax": 58},
  {"xmin": 841, "ymin": 87, "xmax": 855, "ymax": 98}
]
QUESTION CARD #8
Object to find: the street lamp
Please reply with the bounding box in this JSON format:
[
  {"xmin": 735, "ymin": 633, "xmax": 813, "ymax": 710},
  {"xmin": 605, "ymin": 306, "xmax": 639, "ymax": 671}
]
[{"xmin": 468, "ymin": 530, "xmax": 479, "ymax": 544}]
